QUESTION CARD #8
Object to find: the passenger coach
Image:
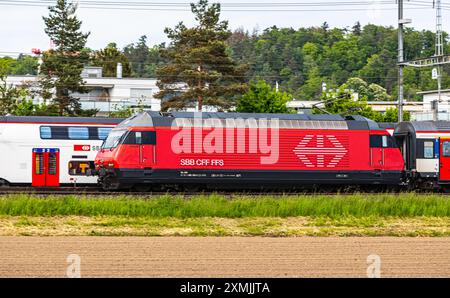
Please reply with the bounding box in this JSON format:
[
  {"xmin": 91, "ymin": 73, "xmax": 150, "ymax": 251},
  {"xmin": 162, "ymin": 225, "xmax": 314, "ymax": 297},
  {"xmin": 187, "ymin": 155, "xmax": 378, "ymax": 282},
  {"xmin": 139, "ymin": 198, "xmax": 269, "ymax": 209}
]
[
  {"xmin": 95, "ymin": 112, "xmax": 405, "ymax": 190},
  {"xmin": 0, "ymin": 116, "xmax": 122, "ymax": 187},
  {"xmin": 394, "ymin": 121, "xmax": 450, "ymax": 191}
]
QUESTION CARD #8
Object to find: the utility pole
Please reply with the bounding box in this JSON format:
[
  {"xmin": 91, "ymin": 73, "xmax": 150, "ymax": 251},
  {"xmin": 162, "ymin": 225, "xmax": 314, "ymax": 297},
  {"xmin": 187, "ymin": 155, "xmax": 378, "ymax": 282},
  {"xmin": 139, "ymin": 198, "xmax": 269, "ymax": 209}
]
[
  {"xmin": 433, "ymin": 0, "xmax": 444, "ymax": 121},
  {"xmin": 401, "ymin": 0, "xmax": 450, "ymax": 121},
  {"xmin": 398, "ymin": 0, "xmax": 405, "ymax": 122}
]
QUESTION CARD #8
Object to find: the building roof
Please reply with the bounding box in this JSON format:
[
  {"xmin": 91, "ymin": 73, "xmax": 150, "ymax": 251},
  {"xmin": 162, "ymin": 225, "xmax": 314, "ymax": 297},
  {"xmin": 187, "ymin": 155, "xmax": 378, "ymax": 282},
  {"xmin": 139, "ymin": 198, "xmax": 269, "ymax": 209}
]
[
  {"xmin": 417, "ymin": 89, "xmax": 450, "ymax": 95},
  {"xmin": 0, "ymin": 115, "xmax": 123, "ymax": 124}
]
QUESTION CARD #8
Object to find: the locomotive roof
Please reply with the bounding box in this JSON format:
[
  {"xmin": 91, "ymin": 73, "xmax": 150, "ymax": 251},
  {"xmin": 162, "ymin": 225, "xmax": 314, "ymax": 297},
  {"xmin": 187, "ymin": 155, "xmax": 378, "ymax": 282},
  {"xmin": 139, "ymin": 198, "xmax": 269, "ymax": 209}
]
[
  {"xmin": 0, "ymin": 115, "xmax": 124, "ymax": 124},
  {"xmin": 116, "ymin": 111, "xmax": 383, "ymax": 130},
  {"xmin": 394, "ymin": 121, "xmax": 450, "ymax": 135}
]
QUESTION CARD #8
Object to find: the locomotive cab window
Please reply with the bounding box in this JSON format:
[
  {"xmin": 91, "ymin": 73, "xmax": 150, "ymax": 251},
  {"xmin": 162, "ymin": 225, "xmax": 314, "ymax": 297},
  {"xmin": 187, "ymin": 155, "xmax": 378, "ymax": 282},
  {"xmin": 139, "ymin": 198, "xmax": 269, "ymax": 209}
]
[
  {"xmin": 123, "ymin": 131, "xmax": 156, "ymax": 145},
  {"xmin": 443, "ymin": 141, "xmax": 450, "ymax": 157},
  {"xmin": 370, "ymin": 135, "xmax": 395, "ymax": 148},
  {"xmin": 102, "ymin": 129, "xmax": 127, "ymax": 149}
]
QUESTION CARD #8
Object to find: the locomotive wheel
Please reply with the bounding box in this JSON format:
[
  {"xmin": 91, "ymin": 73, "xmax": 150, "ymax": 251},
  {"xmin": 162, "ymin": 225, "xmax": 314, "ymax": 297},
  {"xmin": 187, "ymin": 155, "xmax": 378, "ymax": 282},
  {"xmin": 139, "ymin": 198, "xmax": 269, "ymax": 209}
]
[
  {"xmin": 101, "ymin": 177, "xmax": 120, "ymax": 191},
  {"xmin": 133, "ymin": 184, "xmax": 152, "ymax": 192},
  {"xmin": 183, "ymin": 184, "xmax": 201, "ymax": 192}
]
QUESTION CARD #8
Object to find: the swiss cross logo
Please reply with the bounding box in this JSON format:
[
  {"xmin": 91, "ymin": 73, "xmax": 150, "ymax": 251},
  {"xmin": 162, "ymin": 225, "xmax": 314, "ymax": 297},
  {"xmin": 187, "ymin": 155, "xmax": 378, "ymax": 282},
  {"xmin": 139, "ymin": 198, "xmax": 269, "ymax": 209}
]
[
  {"xmin": 74, "ymin": 145, "xmax": 91, "ymax": 151},
  {"xmin": 293, "ymin": 135, "xmax": 348, "ymax": 168}
]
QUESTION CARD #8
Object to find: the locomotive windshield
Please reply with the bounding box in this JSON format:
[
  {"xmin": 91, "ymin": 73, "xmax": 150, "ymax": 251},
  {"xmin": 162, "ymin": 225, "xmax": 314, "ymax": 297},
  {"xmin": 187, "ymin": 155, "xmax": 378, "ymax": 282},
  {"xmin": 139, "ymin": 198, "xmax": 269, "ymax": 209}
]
[{"xmin": 102, "ymin": 129, "xmax": 126, "ymax": 149}]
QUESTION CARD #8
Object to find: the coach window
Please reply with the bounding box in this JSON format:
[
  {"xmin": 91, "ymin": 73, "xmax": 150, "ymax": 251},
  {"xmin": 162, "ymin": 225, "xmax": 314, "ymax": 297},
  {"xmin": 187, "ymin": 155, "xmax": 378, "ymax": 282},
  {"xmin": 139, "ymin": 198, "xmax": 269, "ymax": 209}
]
[
  {"xmin": 98, "ymin": 127, "xmax": 112, "ymax": 140},
  {"xmin": 443, "ymin": 141, "xmax": 450, "ymax": 157},
  {"xmin": 68, "ymin": 127, "xmax": 89, "ymax": 140},
  {"xmin": 40, "ymin": 126, "xmax": 52, "ymax": 139},
  {"xmin": 424, "ymin": 142, "xmax": 434, "ymax": 159},
  {"xmin": 68, "ymin": 161, "xmax": 95, "ymax": 175}
]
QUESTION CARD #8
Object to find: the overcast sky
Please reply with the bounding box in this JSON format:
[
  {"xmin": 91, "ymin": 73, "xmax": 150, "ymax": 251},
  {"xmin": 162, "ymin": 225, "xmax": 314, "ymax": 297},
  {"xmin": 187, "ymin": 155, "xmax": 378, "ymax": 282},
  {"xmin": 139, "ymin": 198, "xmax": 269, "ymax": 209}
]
[{"xmin": 0, "ymin": 0, "xmax": 448, "ymax": 56}]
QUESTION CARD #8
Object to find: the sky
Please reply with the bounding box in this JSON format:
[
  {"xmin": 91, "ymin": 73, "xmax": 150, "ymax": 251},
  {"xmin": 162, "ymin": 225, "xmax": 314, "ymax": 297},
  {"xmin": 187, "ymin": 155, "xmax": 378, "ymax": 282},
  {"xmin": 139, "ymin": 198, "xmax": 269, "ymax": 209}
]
[{"xmin": 0, "ymin": 0, "xmax": 448, "ymax": 56}]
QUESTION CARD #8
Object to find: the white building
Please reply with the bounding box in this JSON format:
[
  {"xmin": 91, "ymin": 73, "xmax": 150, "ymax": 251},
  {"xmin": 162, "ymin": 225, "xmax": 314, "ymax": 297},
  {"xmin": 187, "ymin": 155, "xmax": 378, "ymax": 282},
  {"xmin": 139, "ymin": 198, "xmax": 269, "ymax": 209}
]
[
  {"xmin": 287, "ymin": 100, "xmax": 424, "ymax": 116},
  {"xmin": 6, "ymin": 66, "xmax": 161, "ymax": 115},
  {"xmin": 414, "ymin": 89, "xmax": 450, "ymax": 121}
]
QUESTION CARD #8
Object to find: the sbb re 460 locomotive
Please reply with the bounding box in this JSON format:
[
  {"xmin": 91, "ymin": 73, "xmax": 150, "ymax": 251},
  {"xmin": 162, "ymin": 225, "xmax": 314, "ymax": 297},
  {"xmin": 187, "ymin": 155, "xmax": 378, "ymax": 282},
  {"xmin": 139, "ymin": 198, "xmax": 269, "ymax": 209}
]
[{"xmin": 94, "ymin": 112, "xmax": 405, "ymax": 191}]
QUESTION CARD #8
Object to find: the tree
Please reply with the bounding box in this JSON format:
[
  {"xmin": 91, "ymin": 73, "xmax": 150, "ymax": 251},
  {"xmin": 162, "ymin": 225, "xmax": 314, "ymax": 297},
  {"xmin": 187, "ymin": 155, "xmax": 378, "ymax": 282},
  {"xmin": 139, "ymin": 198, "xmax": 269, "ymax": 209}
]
[
  {"xmin": 352, "ymin": 21, "xmax": 361, "ymax": 36},
  {"xmin": 236, "ymin": 80, "xmax": 294, "ymax": 113},
  {"xmin": 345, "ymin": 77, "xmax": 368, "ymax": 98},
  {"xmin": 0, "ymin": 60, "xmax": 28, "ymax": 115},
  {"xmin": 367, "ymin": 83, "xmax": 391, "ymax": 101},
  {"xmin": 345, "ymin": 77, "xmax": 391, "ymax": 101},
  {"xmin": 13, "ymin": 54, "xmax": 39, "ymax": 75},
  {"xmin": 91, "ymin": 43, "xmax": 131, "ymax": 77},
  {"xmin": 124, "ymin": 35, "xmax": 150, "ymax": 77},
  {"xmin": 155, "ymin": 0, "xmax": 248, "ymax": 111},
  {"xmin": 40, "ymin": 0, "xmax": 91, "ymax": 116},
  {"xmin": 317, "ymin": 84, "xmax": 407, "ymax": 122}
]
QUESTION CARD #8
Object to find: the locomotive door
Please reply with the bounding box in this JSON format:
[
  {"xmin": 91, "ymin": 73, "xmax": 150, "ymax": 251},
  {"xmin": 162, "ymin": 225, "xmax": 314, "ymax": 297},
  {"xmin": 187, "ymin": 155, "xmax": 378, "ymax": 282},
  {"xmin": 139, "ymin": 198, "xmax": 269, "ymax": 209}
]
[
  {"xmin": 439, "ymin": 139, "xmax": 450, "ymax": 181},
  {"xmin": 32, "ymin": 148, "xmax": 60, "ymax": 187},
  {"xmin": 370, "ymin": 135, "xmax": 384, "ymax": 170},
  {"xmin": 138, "ymin": 131, "xmax": 156, "ymax": 167}
]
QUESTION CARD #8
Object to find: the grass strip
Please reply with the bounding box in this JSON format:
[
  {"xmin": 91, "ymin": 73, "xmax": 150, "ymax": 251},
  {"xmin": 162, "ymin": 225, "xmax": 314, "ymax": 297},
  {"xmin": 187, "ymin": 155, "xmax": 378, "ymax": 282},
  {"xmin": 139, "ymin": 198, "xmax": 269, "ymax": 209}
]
[
  {"xmin": 0, "ymin": 193, "xmax": 450, "ymax": 218},
  {"xmin": 1, "ymin": 215, "xmax": 449, "ymax": 237}
]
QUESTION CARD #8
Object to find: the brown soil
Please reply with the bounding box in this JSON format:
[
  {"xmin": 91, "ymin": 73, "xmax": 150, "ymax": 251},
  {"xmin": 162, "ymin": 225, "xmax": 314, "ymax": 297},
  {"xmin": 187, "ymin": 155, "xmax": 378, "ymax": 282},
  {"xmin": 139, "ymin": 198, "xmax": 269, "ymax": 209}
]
[{"xmin": 0, "ymin": 236, "xmax": 449, "ymax": 277}]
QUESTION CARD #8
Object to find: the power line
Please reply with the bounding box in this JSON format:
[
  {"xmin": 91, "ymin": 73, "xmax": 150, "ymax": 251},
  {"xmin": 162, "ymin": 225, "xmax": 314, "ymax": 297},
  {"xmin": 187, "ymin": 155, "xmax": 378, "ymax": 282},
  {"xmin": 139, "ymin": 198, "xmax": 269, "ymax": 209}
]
[{"xmin": 0, "ymin": 0, "xmax": 445, "ymax": 11}]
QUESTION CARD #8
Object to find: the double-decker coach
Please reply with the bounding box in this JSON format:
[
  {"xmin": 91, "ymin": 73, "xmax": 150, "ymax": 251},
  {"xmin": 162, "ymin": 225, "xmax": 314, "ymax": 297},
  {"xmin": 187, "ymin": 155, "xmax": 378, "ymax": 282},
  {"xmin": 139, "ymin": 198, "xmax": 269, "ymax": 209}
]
[
  {"xmin": 95, "ymin": 112, "xmax": 405, "ymax": 191},
  {"xmin": 0, "ymin": 116, "xmax": 122, "ymax": 187}
]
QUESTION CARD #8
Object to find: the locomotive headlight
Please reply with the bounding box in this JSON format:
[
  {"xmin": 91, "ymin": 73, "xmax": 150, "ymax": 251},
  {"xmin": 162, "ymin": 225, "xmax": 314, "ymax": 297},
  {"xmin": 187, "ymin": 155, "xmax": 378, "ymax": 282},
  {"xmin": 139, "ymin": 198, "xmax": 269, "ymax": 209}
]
[{"xmin": 108, "ymin": 163, "xmax": 114, "ymax": 167}]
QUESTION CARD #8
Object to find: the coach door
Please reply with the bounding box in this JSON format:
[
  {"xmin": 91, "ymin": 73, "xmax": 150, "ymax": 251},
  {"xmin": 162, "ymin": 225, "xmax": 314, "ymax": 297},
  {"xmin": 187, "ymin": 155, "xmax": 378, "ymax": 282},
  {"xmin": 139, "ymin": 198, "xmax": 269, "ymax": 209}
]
[
  {"xmin": 138, "ymin": 131, "xmax": 157, "ymax": 168},
  {"xmin": 439, "ymin": 139, "xmax": 450, "ymax": 182},
  {"xmin": 32, "ymin": 148, "xmax": 60, "ymax": 187}
]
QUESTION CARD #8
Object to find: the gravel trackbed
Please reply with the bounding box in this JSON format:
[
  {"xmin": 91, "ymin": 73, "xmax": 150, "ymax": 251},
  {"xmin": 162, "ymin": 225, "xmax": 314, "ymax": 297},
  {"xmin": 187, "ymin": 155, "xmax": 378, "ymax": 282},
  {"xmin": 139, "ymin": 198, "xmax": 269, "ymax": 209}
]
[{"xmin": 0, "ymin": 236, "xmax": 449, "ymax": 277}]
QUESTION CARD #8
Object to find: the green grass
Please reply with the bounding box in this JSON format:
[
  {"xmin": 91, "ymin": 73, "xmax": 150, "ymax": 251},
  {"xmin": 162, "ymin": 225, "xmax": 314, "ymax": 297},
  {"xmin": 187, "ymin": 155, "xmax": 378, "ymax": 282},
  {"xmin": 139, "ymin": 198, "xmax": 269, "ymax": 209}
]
[{"xmin": 0, "ymin": 193, "xmax": 450, "ymax": 218}]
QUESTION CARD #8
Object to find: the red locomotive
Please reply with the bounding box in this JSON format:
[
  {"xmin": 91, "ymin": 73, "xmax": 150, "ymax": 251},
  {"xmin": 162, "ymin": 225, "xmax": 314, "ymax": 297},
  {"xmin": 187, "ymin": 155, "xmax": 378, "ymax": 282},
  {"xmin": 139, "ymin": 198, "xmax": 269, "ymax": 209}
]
[{"xmin": 94, "ymin": 112, "xmax": 404, "ymax": 191}]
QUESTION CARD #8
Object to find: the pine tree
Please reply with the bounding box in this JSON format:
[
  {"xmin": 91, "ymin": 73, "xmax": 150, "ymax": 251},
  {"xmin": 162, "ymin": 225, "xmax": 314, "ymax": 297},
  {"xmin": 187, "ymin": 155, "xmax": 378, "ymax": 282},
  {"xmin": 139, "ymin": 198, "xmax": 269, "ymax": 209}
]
[
  {"xmin": 155, "ymin": 0, "xmax": 248, "ymax": 111},
  {"xmin": 124, "ymin": 35, "xmax": 150, "ymax": 77},
  {"xmin": 40, "ymin": 0, "xmax": 90, "ymax": 116}
]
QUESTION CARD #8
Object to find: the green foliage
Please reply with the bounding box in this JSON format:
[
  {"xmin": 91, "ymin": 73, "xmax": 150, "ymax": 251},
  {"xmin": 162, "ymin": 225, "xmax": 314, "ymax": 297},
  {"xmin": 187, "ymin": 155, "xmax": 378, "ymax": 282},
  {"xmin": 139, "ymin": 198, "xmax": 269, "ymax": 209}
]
[
  {"xmin": 316, "ymin": 82, "xmax": 408, "ymax": 122},
  {"xmin": 0, "ymin": 61, "xmax": 30, "ymax": 115},
  {"xmin": 108, "ymin": 104, "xmax": 134, "ymax": 118},
  {"xmin": 13, "ymin": 100, "xmax": 60, "ymax": 116},
  {"xmin": 40, "ymin": 0, "xmax": 90, "ymax": 116},
  {"xmin": 155, "ymin": 0, "xmax": 248, "ymax": 111},
  {"xmin": 0, "ymin": 55, "xmax": 38, "ymax": 75},
  {"xmin": 226, "ymin": 23, "xmax": 448, "ymax": 101},
  {"xmin": 123, "ymin": 35, "xmax": 167, "ymax": 78},
  {"xmin": 91, "ymin": 43, "xmax": 131, "ymax": 77},
  {"xmin": 236, "ymin": 80, "xmax": 295, "ymax": 113}
]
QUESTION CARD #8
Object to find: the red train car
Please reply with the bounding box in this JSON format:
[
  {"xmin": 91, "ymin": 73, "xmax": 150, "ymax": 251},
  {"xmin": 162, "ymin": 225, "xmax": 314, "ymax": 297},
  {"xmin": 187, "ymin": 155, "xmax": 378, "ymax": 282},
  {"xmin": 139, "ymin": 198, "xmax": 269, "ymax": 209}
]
[{"xmin": 94, "ymin": 112, "xmax": 404, "ymax": 190}]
